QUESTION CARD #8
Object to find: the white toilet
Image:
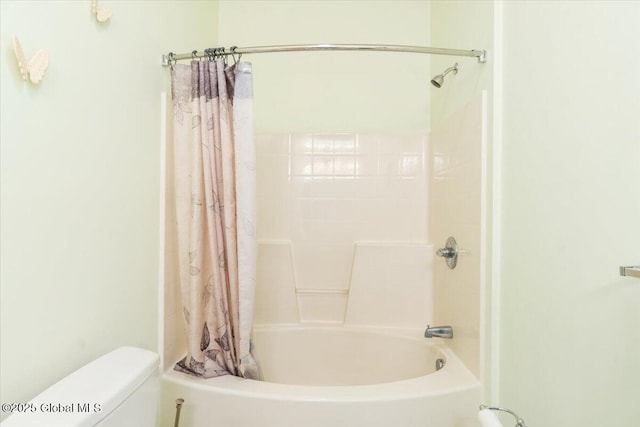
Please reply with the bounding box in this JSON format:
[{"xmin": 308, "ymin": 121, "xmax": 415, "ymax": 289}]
[{"xmin": 1, "ymin": 346, "xmax": 159, "ymax": 427}]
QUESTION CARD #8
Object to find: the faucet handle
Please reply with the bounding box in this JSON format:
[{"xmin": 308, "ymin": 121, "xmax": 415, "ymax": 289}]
[
  {"xmin": 436, "ymin": 247, "xmax": 456, "ymax": 258},
  {"xmin": 436, "ymin": 236, "xmax": 458, "ymax": 269}
]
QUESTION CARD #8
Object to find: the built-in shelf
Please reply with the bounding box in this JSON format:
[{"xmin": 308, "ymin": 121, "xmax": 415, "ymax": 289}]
[{"xmin": 619, "ymin": 265, "xmax": 640, "ymax": 279}]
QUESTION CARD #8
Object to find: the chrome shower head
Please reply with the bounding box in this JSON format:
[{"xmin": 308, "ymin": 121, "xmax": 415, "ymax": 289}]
[{"xmin": 431, "ymin": 63, "xmax": 459, "ymax": 88}]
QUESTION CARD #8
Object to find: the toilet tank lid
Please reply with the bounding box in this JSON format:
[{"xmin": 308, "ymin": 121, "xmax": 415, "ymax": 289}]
[{"xmin": 1, "ymin": 346, "xmax": 159, "ymax": 427}]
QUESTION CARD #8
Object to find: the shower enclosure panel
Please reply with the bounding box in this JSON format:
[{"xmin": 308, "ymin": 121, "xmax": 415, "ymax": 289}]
[
  {"xmin": 254, "ymin": 132, "xmax": 431, "ymax": 327},
  {"xmin": 430, "ymin": 92, "xmax": 487, "ymax": 378}
]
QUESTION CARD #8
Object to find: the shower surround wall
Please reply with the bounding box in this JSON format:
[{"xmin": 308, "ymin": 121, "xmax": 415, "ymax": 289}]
[
  {"xmin": 162, "ymin": 132, "xmax": 434, "ymax": 370},
  {"xmin": 254, "ymin": 133, "xmax": 432, "ymax": 327},
  {"xmin": 161, "ymin": 101, "xmax": 487, "ymax": 376},
  {"xmin": 161, "ymin": 84, "xmax": 487, "ymax": 379},
  {"xmin": 430, "ymin": 93, "xmax": 486, "ymax": 378}
]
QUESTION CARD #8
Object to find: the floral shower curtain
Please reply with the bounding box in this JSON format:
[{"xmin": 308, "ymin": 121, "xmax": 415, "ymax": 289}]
[{"xmin": 171, "ymin": 59, "xmax": 261, "ymax": 380}]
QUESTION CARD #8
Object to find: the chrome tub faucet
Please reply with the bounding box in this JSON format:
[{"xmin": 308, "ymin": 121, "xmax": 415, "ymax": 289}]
[{"xmin": 424, "ymin": 325, "xmax": 453, "ymax": 339}]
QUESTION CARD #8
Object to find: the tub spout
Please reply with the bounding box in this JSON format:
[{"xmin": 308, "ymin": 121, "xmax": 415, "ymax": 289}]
[{"xmin": 424, "ymin": 325, "xmax": 453, "ymax": 339}]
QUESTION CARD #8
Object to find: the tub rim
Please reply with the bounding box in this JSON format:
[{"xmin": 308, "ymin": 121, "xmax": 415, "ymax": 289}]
[{"xmin": 162, "ymin": 325, "xmax": 479, "ymax": 403}]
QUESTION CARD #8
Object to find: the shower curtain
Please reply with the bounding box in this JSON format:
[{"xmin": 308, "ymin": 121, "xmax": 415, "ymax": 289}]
[{"xmin": 171, "ymin": 59, "xmax": 261, "ymax": 380}]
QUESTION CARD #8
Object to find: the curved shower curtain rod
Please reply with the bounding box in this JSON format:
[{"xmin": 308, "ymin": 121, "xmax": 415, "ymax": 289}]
[{"xmin": 161, "ymin": 43, "xmax": 487, "ymax": 67}]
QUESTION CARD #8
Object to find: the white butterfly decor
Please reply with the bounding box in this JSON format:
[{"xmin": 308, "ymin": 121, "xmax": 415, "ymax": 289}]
[
  {"xmin": 12, "ymin": 36, "xmax": 49, "ymax": 85},
  {"xmin": 92, "ymin": 0, "xmax": 112, "ymax": 23}
]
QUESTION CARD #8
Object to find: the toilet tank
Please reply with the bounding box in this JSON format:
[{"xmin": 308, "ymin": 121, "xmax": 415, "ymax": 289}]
[{"xmin": 1, "ymin": 347, "xmax": 159, "ymax": 427}]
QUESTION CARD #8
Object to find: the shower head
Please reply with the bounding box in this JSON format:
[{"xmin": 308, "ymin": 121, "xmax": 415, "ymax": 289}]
[{"xmin": 431, "ymin": 63, "xmax": 459, "ymax": 88}]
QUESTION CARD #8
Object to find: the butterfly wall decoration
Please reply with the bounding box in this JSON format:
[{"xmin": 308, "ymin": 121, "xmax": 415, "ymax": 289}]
[
  {"xmin": 92, "ymin": 0, "xmax": 112, "ymax": 23},
  {"xmin": 12, "ymin": 36, "xmax": 49, "ymax": 85}
]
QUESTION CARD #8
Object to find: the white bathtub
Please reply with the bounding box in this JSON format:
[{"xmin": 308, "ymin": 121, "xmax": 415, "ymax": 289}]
[{"xmin": 160, "ymin": 326, "xmax": 481, "ymax": 427}]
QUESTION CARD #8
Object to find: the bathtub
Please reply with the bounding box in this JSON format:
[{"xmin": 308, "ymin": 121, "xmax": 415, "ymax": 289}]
[{"xmin": 160, "ymin": 326, "xmax": 480, "ymax": 427}]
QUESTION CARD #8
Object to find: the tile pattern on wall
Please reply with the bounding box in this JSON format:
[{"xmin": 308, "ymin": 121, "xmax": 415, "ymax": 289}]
[{"xmin": 256, "ymin": 132, "xmax": 430, "ymax": 325}]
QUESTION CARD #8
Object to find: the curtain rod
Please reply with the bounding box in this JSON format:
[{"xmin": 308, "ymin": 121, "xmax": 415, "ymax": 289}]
[{"xmin": 161, "ymin": 44, "xmax": 487, "ymax": 67}]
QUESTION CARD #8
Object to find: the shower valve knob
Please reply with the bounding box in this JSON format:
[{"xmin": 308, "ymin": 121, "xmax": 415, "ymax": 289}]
[
  {"xmin": 436, "ymin": 247, "xmax": 456, "ymax": 258},
  {"xmin": 436, "ymin": 236, "xmax": 458, "ymax": 269}
]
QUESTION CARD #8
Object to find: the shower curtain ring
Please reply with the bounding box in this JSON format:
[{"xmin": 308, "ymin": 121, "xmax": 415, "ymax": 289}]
[
  {"xmin": 168, "ymin": 52, "xmax": 175, "ymax": 70},
  {"xmin": 192, "ymin": 50, "xmax": 199, "ymax": 61},
  {"xmin": 230, "ymin": 46, "xmax": 239, "ymax": 64},
  {"xmin": 219, "ymin": 47, "xmax": 228, "ymax": 64}
]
